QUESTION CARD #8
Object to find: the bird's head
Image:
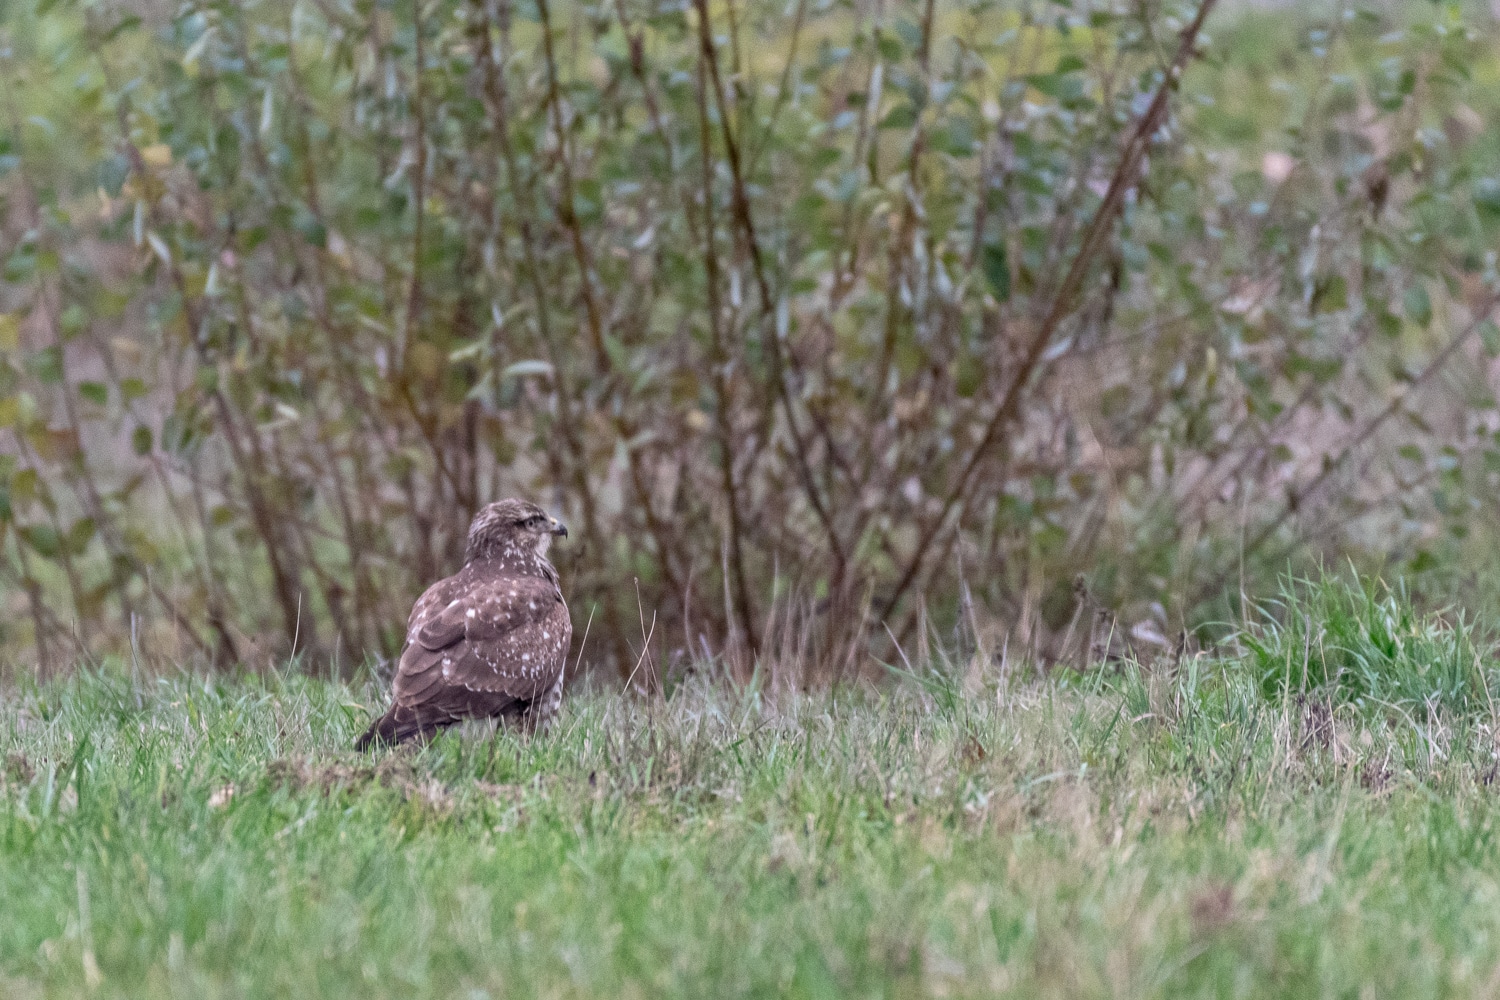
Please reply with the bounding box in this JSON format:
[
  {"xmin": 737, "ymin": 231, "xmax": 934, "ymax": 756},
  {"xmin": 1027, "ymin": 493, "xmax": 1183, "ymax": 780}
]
[{"xmin": 464, "ymin": 498, "xmax": 568, "ymax": 564}]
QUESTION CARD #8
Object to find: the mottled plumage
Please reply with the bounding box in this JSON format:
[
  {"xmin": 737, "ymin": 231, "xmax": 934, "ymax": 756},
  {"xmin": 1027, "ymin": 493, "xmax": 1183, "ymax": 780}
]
[{"xmin": 356, "ymin": 499, "xmax": 571, "ymax": 749}]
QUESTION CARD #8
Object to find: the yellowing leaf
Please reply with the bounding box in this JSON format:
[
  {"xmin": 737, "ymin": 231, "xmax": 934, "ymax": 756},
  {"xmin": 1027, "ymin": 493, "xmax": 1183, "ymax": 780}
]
[
  {"xmin": 0, "ymin": 314, "xmax": 19, "ymax": 351},
  {"xmin": 110, "ymin": 337, "xmax": 142, "ymax": 363},
  {"xmin": 140, "ymin": 143, "xmax": 172, "ymax": 169}
]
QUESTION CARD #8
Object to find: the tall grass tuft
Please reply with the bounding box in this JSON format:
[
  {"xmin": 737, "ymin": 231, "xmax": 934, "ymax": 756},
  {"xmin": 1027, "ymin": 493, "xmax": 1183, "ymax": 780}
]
[{"xmin": 1238, "ymin": 572, "xmax": 1493, "ymax": 715}]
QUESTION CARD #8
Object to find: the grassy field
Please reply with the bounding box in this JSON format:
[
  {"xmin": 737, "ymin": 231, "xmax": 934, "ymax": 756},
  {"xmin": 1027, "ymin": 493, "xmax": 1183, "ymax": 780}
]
[{"xmin": 5, "ymin": 579, "xmax": 1500, "ymax": 998}]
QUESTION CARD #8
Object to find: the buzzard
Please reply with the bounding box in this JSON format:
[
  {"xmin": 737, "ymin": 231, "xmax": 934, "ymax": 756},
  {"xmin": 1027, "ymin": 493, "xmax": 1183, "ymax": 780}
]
[{"xmin": 355, "ymin": 498, "xmax": 572, "ymax": 749}]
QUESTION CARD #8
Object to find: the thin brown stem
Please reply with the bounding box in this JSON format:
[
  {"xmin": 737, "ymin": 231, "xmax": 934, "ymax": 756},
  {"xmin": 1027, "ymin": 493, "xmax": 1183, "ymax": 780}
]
[{"xmin": 881, "ymin": 0, "xmax": 1219, "ymax": 624}]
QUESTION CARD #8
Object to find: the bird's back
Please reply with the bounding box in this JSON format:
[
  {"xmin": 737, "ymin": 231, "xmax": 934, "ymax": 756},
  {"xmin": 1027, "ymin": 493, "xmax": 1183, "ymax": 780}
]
[{"xmin": 356, "ymin": 556, "xmax": 571, "ymax": 749}]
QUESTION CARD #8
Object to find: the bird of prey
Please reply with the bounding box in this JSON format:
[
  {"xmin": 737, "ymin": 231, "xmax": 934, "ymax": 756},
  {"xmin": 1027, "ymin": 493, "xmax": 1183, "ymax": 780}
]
[{"xmin": 356, "ymin": 498, "xmax": 572, "ymax": 749}]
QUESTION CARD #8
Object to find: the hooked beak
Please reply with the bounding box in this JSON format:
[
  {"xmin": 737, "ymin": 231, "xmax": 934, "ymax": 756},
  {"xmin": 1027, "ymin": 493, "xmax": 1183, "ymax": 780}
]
[{"xmin": 549, "ymin": 517, "xmax": 568, "ymax": 539}]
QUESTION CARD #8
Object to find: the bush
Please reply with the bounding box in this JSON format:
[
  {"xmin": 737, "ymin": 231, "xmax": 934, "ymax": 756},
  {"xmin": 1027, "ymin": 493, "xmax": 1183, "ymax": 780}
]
[{"xmin": 1, "ymin": 0, "xmax": 1498, "ymax": 678}]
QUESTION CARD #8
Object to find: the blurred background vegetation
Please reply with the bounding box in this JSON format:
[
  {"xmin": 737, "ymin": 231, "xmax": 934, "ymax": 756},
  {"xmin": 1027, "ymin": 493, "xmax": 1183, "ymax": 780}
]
[{"xmin": 1, "ymin": 0, "xmax": 1499, "ymax": 682}]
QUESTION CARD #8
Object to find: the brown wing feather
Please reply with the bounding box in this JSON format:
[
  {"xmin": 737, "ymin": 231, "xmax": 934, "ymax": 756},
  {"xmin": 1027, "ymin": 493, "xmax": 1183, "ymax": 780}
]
[
  {"xmin": 356, "ymin": 567, "xmax": 572, "ymax": 750},
  {"xmin": 392, "ymin": 573, "xmax": 570, "ymax": 710}
]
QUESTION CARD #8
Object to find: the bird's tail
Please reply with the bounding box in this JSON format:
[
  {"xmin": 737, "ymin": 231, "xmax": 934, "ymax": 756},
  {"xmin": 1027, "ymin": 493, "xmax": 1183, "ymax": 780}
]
[{"xmin": 354, "ymin": 705, "xmax": 445, "ymax": 751}]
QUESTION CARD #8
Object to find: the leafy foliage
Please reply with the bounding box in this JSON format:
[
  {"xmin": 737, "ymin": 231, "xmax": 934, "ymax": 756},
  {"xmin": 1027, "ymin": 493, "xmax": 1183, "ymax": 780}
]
[{"xmin": 1, "ymin": 0, "xmax": 1498, "ymax": 676}]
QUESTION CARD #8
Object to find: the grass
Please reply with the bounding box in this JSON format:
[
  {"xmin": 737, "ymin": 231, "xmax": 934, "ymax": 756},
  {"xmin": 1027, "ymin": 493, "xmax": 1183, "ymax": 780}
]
[
  {"xmin": 6, "ymin": 582, "xmax": 1500, "ymax": 998},
  {"xmin": 1239, "ymin": 573, "xmax": 1494, "ymax": 715}
]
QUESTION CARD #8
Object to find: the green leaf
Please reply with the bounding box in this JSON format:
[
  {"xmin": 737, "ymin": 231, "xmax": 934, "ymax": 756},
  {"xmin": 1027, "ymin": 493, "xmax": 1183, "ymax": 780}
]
[
  {"xmin": 1408, "ymin": 549, "xmax": 1438, "ymax": 574},
  {"xmin": 930, "ymin": 118, "xmax": 976, "ymax": 157},
  {"xmin": 27, "ymin": 347, "xmax": 64, "ymax": 385},
  {"xmin": 1285, "ymin": 354, "xmax": 1342, "ymax": 383},
  {"xmin": 875, "ymin": 32, "xmax": 903, "ymax": 62},
  {"xmin": 878, "ymin": 105, "xmax": 917, "ymax": 130},
  {"xmin": 981, "ymin": 240, "xmax": 1010, "ymax": 302},
  {"xmin": 1480, "ymin": 320, "xmax": 1500, "ymax": 358},
  {"xmin": 1403, "ymin": 284, "xmax": 1432, "ymax": 329},
  {"xmin": 1475, "ymin": 178, "xmax": 1500, "ymax": 221},
  {"xmin": 131, "ymin": 425, "xmax": 153, "ymax": 456},
  {"xmin": 954, "ymin": 355, "xmax": 982, "ymax": 398},
  {"xmin": 1375, "ymin": 309, "xmax": 1402, "ymax": 339},
  {"xmin": 892, "ymin": 18, "xmax": 923, "ymax": 51},
  {"xmin": 19, "ymin": 525, "xmax": 60, "ymax": 558},
  {"xmin": 293, "ymin": 206, "xmax": 327, "ymax": 248},
  {"xmin": 791, "ymin": 192, "xmax": 827, "ymax": 226},
  {"xmin": 1026, "ymin": 72, "xmax": 1065, "ymax": 98},
  {"xmin": 78, "ymin": 381, "xmax": 108, "ymax": 406},
  {"xmin": 68, "ymin": 518, "xmax": 96, "ymax": 554},
  {"xmin": 1310, "ymin": 275, "xmax": 1347, "ymax": 314},
  {"xmin": 4, "ymin": 245, "xmax": 37, "ymax": 283},
  {"xmin": 161, "ymin": 412, "xmax": 199, "ymax": 456},
  {"xmin": 60, "ymin": 305, "xmax": 88, "ymax": 338}
]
